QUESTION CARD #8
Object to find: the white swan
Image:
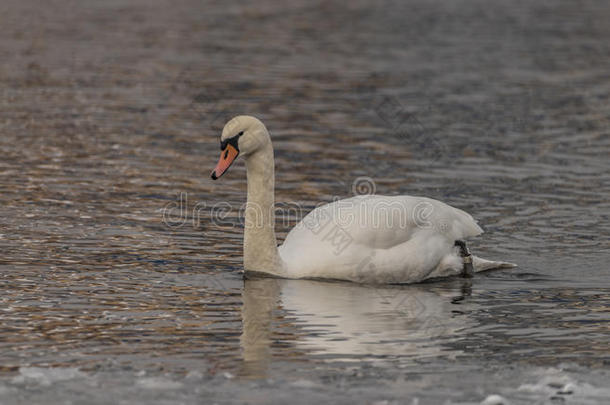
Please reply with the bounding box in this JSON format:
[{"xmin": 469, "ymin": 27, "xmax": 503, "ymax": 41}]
[{"xmin": 211, "ymin": 116, "xmax": 515, "ymax": 284}]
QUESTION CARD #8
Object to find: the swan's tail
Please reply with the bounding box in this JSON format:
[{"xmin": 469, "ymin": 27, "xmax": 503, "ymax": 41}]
[{"xmin": 472, "ymin": 255, "xmax": 517, "ymax": 272}]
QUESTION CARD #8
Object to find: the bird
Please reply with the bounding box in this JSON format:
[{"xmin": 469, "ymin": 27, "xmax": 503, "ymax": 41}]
[{"xmin": 210, "ymin": 115, "xmax": 515, "ymax": 284}]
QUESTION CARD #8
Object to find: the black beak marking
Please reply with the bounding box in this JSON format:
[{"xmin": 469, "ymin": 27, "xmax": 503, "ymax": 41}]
[{"xmin": 220, "ymin": 131, "xmax": 244, "ymax": 152}]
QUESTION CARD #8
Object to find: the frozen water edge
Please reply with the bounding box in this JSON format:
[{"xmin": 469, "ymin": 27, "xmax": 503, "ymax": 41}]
[
  {"xmin": 0, "ymin": 363, "xmax": 608, "ymax": 405},
  {"xmin": 11, "ymin": 367, "xmax": 87, "ymax": 387}
]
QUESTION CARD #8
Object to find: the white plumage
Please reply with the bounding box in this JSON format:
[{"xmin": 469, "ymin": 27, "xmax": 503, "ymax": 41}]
[{"xmin": 211, "ymin": 116, "xmax": 515, "ymax": 284}]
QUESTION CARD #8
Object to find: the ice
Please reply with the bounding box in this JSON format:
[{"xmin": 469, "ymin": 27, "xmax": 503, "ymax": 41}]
[
  {"xmin": 11, "ymin": 367, "xmax": 86, "ymax": 387},
  {"xmin": 136, "ymin": 377, "xmax": 183, "ymax": 390},
  {"xmin": 480, "ymin": 394, "xmax": 509, "ymax": 405},
  {"xmin": 185, "ymin": 370, "xmax": 204, "ymax": 380},
  {"xmin": 0, "ymin": 385, "xmax": 16, "ymax": 395},
  {"xmin": 290, "ymin": 379, "xmax": 317, "ymax": 388},
  {"xmin": 517, "ymin": 367, "xmax": 610, "ymax": 404}
]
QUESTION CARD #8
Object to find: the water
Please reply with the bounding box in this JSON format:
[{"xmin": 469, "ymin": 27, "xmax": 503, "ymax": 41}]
[{"xmin": 1, "ymin": 0, "xmax": 609, "ymax": 403}]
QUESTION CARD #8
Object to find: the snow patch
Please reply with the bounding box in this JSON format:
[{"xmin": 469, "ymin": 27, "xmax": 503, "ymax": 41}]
[
  {"xmin": 136, "ymin": 377, "xmax": 183, "ymax": 390},
  {"xmin": 11, "ymin": 367, "xmax": 86, "ymax": 387},
  {"xmin": 518, "ymin": 367, "xmax": 610, "ymax": 404},
  {"xmin": 290, "ymin": 379, "xmax": 317, "ymax": 388},
  {"xmin": 480, "ymin": 394, "xmax": 510, "ymax": 405}
]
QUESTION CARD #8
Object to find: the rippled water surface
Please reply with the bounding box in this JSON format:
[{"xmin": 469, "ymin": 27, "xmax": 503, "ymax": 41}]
[{"xmin": 1, "ymin": 0, "xmax": 609, "ymax": 403}]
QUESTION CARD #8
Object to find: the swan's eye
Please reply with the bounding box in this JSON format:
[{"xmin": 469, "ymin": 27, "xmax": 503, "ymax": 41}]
[{"xmin": 238, "ymin": 131, "xmax": 244, "ymax": 136}]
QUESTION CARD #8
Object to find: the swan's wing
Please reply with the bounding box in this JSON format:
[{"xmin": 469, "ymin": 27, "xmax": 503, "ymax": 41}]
[
  {"xmin": 283, "ymin": 195, "xmax": 481, "ymax": 248},
  {"xmin": 278, "ymin": 195, "xmax": 483, "ymax": 282}
]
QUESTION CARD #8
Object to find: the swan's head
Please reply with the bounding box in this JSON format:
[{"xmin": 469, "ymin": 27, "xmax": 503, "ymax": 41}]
[{"xmin": 210, "ymin": 115, "xmax": 270, "ymax": 180}]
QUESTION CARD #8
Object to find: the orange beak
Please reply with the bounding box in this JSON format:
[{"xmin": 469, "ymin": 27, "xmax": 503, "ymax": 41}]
[{"xmin": 211, "ymin": 144, "xmax": 239, "ymax": 180}]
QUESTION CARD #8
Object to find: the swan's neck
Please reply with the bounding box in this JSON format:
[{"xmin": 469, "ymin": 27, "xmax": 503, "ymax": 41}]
[{"xmin": 243, "ymin": 142, "xmax": 285, "ymax": 275}]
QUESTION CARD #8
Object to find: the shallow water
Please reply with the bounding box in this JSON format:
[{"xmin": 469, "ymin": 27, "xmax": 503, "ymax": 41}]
[{"xmin": 1, "ymin": 0, "xmax": 609, "ymax": 403}]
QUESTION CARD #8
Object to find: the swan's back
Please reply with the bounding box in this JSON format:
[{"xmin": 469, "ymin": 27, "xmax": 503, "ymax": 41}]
[{"xmin": 278, "ymin": 195, "xmax": 483, "ymax": 283}]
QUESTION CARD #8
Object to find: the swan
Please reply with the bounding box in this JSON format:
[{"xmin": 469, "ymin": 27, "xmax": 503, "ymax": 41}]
[{"xmin": 211, "ymin": 116, "xmax": 515, "ymax": 284}]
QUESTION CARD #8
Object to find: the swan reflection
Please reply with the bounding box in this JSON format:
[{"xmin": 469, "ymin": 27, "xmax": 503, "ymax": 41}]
[{"xmin": 240, "ymin": 277, "xmax": 476, "ymax": 377}]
